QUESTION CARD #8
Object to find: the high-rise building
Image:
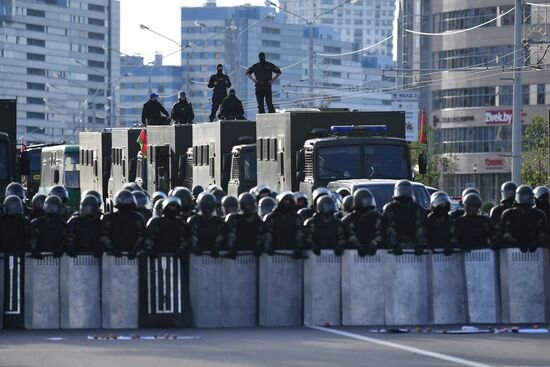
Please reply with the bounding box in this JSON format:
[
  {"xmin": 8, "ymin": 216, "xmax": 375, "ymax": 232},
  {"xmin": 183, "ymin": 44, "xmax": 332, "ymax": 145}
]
[
  {"xmin": 403, "ymin": 1, "xmax": 550, "ymax": 202},
  {"xmin": 119, "ymin": 54, "xmax": 183, "ymax": 127},
  {"xmin": 0, "ymin": 0, "xmax": 120, "ymax": 143},
  {"xmin": 280, "ymin": 0, "xmax": 395, "ymax": 57}
]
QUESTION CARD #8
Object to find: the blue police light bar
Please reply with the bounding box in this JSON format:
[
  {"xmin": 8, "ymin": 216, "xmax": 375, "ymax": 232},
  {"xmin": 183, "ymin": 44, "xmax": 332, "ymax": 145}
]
[{"xmin": 330, "ymin": 125, "xmax": 388, "ymax": 135}]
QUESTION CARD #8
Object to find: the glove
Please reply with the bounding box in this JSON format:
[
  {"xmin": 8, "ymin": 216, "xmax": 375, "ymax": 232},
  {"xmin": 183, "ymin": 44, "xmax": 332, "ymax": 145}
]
[
  {"xmin": 265, "ymin": 248, "xmax": 275, "ymax": 256},
  {"xmin": 94, "ymin": 250, "xmax": 102, "ymax": 258},
  {"xmin": 127, "ymin": 250, "xmax": 137, "ymax": 260},
  {"xmin": 519, "ymin": 245, "xmax": 529, "ymax": 253},
  {"xmin": 529, "ymin": 245, "xmax": 538, "ymax": 253},
  {"xmin": 444, "ymin": 247, "xmax": 453, "ymax": 256},
  {"xmin": 392, "ymin": 245, "xmax": 403, "ymax": 256},
  {"xmin": 67, "ymin": 249, "xmax": 77, "ymax": 258},
  {"xmin": 292, "ymin": 249, "xmax": 302, "ymax": 259},
  {"xmin": 32, "ymin": 250, "xmax": 43, "ymax": 260},
  {"xmin": 414, "ymin": 246, "xmax": 423, "ymax": 256},
  {"xmin": 112, "ymin": 249, "xmax": 122, "ymax": 257},
  {"xmin": 228, "ymin": 249, "xmax": 238, "ymax": 259},
  {"xmin": 193, "ymin": 247, "xmax": 202, "ymax": 256},
  {"xmin": 253, "ymin": 248, "xmax": 263, "ymax": 257},
  {"xmin": 53, "ymin": 249, "xmax": 63, "ymax": 258},
  {"xmin": 312, "ymin": 247, "xmax": 321, "ymax": 256},
  {"xmin": 210, "ymin": 249, "xmax": 220, "ymax": 258},
  {"xmin": 357, "ymin": 246, "xmax": 367, "ymax": 258},
  {"xmin": 367, "ymin": 245, "xmax": 377, "ymax": 256},
  {"xmin": 334, "ymin": 247, "xmax": 344, "ymax": 257}
]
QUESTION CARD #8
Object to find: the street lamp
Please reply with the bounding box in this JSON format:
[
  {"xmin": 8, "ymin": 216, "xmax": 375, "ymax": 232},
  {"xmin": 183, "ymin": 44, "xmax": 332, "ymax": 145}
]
[{"xmin": 265, "ymin": 0, "xmax": 357, "ymax": 106}]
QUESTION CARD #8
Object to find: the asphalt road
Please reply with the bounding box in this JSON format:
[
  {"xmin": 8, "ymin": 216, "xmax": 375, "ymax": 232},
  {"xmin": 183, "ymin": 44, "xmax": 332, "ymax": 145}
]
[{"xmin": 0, "ymin": 326, "xmax": 549, "ymax": 367}]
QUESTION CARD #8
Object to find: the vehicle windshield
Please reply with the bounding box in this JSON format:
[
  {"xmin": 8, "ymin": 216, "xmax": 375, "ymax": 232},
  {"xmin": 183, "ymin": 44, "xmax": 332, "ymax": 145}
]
[
  {"xmin": 241, "ymin": 149, "xmax": 257, "ymax": 180},
  {"xmin": 64, "ymin": 151, "xmax": 80, "ymax": 188},
  {"xmin": 0, "ymin": 141, "xmax": 8, "ymax": 180},
  {"xmin": 364, "ymin": 145, "xmax": 410, "ymax": 179},
  {"xmin": 30, "ymin": 151, "xmax": 41, "ymax": 172},
  {"xmin": 355, "ymin": 184, "xmax": 430, "ymax": 212},
  {"xmin": 317, "ymin": 145, "xmax": 361, "ymax": 180}
]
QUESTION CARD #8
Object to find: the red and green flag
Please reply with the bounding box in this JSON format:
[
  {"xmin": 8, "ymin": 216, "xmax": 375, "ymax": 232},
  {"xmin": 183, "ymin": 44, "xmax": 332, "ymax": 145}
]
[
  {"xmin": 137, "ymin": 129, "xmax": 147, "ymax": 158},
  {"xmin": 419, "ymin": 108, "xmax": 428, "ymax": 145}
]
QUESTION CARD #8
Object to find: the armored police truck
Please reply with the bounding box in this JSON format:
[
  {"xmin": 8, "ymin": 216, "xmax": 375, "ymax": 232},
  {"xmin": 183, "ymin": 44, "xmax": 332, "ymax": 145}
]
[
  {"xmin": 146, "ymin": 125, "xmax": 192, "ymax": 195},
  {"xmin": 192, "ymin": 120, "xmax": 255, "ymax": 193},
  {"xmin": 79, "ymin": 130, "xmax": 112, "ymax": 207},
  {"xmin": 227, "ymin": 141, "xmax": 256, "ymax": 196},
  {"xmin": 256, "ymin": 111, "xmax": 408, "ymax": 194},
  {"xmin": 109, "ymin": 127, "xmax": 142, "ymax": 202},
  {"xmin": 39, "ymin": 145, "xmax": 80, "ymax": 210}
]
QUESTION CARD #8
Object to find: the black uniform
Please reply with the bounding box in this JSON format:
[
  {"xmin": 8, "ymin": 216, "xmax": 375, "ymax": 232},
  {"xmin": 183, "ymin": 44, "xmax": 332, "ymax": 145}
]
[
  {"xmin": 426, "ymin": 212, "xmax": 455, "ymax": 252},
  {"xmin": 501, "ymin": 207, "xmax": 548, "ymax": 251},
  {"xmin": 187, "ymin": 215, "xmax": 224, "ymax": 256},
  {"xmin": 0, "ymin": 215, "xmax": 31, "ymax": 254},
  {"xmin": 141, "ymin": 99, "xmax": 170, "ymax": 126},
  {"xmin": 208, "ymin": 72, "xmax": 231, "ymax": 122},
  {"xmin": 342, "ymin": 210, "xmax": 385, "ymax": 255},
  {"xmin": 145, "ymin": 217, "xmax": 188, "ymax": 254},
  {"xmin": 304, "ymin": 214, "xmax": 346, "ymax": 255},
  {"xmin": 490, "ymin": 200, "xmax": 514, "ymax": 246},
  {"xmin": 452, "ymin": 214, "xmax": 494, "ymax": 250},
  {"xmin": 66, "ymin": 214, "xmax": 102, "ymax": 256},
  {"xmin": 171, "ymin": 100, "xmax": 194, "ymax": 124},
  {"xmin": 246, "ymin": 61, "xmax": 281, "ymax": 114},
  {"xmin": 30, "ymin": 215, "xmax": 66, "ymax": 256},
  {"xmin": 225, "ymin": 213, "xmax": 263, "ymax": 255},
  {"xmin": 219, "ymin": 94, "xmax": 245, "ymax": 120},
  {"xmin": 100, "ymin": 210, "xmax": 146, "ymax": 256},
  {"xmin": 263, "ymin": 207, "xmax": 304, "ymax": 254},
  {"xmin": 383, "ymin": 200, "xmax": 427, "ymax": 254}
]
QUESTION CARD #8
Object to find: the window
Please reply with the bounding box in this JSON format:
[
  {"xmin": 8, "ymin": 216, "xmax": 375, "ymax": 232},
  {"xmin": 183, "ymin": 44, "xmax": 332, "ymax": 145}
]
[
  {"xmin": 88, "ymin": 32, "xmax": 105, "ymax": 40},
  {"xmin": 88, "ymin": 17, "xmax": 104, "ymax": 26},
  {"xmin": 27, "ymin": 82, "xmax": 45, "ymax": 90},
  {"xmin": 499, "ymin": 85, "xmax": 513, "ymax": 106},
  {"xmin": 537, "ymin": 84, "xmax": 546, "ymax": 105},
  {"xmin": 26, "ymin": 23, "xmax": 45, "ymax": 32},
  {"xmin": 436, "ymin": 46, "xmax": 513, "ymax": 69},
  {"xmin": 433, "ymin": 7, "xmax": 497, "ymax": 32},
  {"xmin": 262, "ymin": 39, "xmax": 280, "ymax": 47},
  {"xmin": 88, "ymin": 46, "xmax": 105, "ymax": 54},
  {"xmin": 522, "ymin": 84, "xmax": 530, "ymax": 105},
  {"xmin": 27, "ymin": 38, "xmax": 45, "ymax": 47},
  {"xmin": 316, "ymin": 145, "xmax": 361, "ymax": 180},
  {"xmin": 261, "ymin": 27, "xmax": 280, "ymax": 35},
  {"xmin": 27, "ymin": 67, "xmax": 45, "ymax": 76},
  {"xmin": 27, "ymin": 8, "xmax": 45, "ymax": 17},
  {"xmin": 437, "ymin": 126, "xmax": 513, "ymax": 154},
  {"xmin": 88, "ymin": 3, "xmax": 105, "ymax": 12},
  {"xmin": 88, "ymin": 60, "xmax": 105, "ymax": 68},
  {"xmin": 433, "ymin": 87, "xmax": 496, "ymax": 109},
  {"xmin": 27, "ymin": 97, "xmax": 45, "ymax": 105},
  {"xmin": 241, "ymin": 149, "xmax": 257, "ymax": 180},
  {"xmin": 364, "ymin": 145, "xmax": 409, "ymax": 179},
  {"xmin": 88, "ymin": 74, "xmax": 105, "ymax": 82},
  {"xmin": 27, "ymin": 53, "xmax": 45, "ymax": 61},
  {"xmin": 26, "ymin": 112, "xmax": 45, "ymax": 120}
]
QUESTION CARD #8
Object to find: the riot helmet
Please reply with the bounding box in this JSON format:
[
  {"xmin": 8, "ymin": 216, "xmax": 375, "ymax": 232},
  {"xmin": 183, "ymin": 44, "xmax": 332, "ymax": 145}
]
[
  {"xmin": 259, "ymin": 196, "xmax": 276, "ymax": 217},
  {"xmin": 515, "ymin": 185, "xmax": 534, "ymax": 206},
  {"xmin": 276, "ymin": 191, "xmax": 296, "ymax": 212},
  {"xmin": 44, "ymin": 195, "xmax": 63, "ymax": 215},
  {"xmin": 132, "ymin": 190, "xmax": 152, "ymax": 210},
  {"xmin": 152, "ymin": 191, "xmax": 167, "ymax": 205},
  {"xmin": 31, "ymin": 193, "xmax": 46, "ymax": 211},
  {"xmin": 461, "ymin": 187, "xmax": 480, "ymax": 199},
  {"xmin": 317, "ymin": 195, "xmax": 337, "ymax": 215},
  {"xmin": 254, "ymin": 184, "xmax": 272, "ymax": 201},
  {"xmin": 82, "ymin": 190, "xmax": 102, "ymax": 205},
  {"xmin": 312, "ymin": 187, "xmax": 331, "ymax": 208},
  {"xmin": 162, "ymin": 197, "xmax": 182, "ymax": 219},
  {"xmin": 192, "ymin": 185, "xmax": 204, "ymax": 200},
  {"xmin": 221, "ymin": 195, "xmax": 238, "ymax": 215},
  {"xmin": 198, "ymin": 193, "xmax": 216, "ymax": 217},
  {"xmin": 353, "ymin": 189, "xmax": 376, "ymax": 210},
  {"xmin": 5, "ymin": 182, "xmax": 26, "ymax": 201},
  {"xmin": 534, "ymin": 186, "xmax": 550, "ymax": 210},
  {"xmin": 430, "ymin": 191, "xmax": 451, "ymax": 214},
  {"xmin": 463, "ymin": 193, "xmax": 482, "ymax": 216},
  {"xmin": 210, "ymin": 186, "xmax": 225, "ymax": 207},
  {"xmin": 123, "ymin": 182, "xmax": 142, "ymax": 193},
  {"xmin": 501, "ymin": 181, "xmax": 518, "ymax": 203},
  {"xmin": 152, "ymin": 199, "xmax": 164, "ymax": 218},
  {"xmin": 114, "ymin": 189, "xmax": 137, "ymax": 210},
  {"xmin": 294, "ymin": 192, "xmax": 308, "ymax": 209},
  {"xmin": 393, "ymin": 180, "xmax": 415, "ymax": 201},
  {"xmin": 238, "ymin": 193, "xmax": 257, "ymax": 215},
  {"xmin": 336, "ymin": 187, "xmax": 351, "ymax": 198},
  {"xmin": 342, "ymin": 195, "xmax": 353, "ymax": 214},
  {"xmin": 80, "ymin": 195, "xmax": 100, "ymax": 216},
  {"xmin": 170, "ymin": 186, "xmax": 194, "ymax": 210},
  {"xmin": 49, "ymin": 185, "xmax": 69, "ymax": 203},
  {"xmin": 3, "ymin": 195, "xmax": 23, "ymax": 216}
]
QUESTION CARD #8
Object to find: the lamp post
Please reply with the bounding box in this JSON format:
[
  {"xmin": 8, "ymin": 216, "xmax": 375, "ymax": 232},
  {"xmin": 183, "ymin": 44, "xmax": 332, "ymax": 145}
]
[{"xmin": 264, "ymin": 0, "xmax": 357, "ymax": 106}]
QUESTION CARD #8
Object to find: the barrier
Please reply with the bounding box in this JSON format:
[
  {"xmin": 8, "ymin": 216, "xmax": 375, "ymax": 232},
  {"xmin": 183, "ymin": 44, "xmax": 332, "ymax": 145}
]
[
  {"xmin": 384, "ymin": 251, "xmax": 429, "ymax": 326},
  {"xmin": 139, "ymin": 255, "xmax": 190, "ymax": 328},
  {"xmin": 259, "ymin": 250, "xmax": 303, "ymax": 326},
  {"xmin": 3, "ymin": 254, "xmax": 24, "ymax": 328},
  {"xmin": 24, "ymin": 254, "xmax": 60, "ymax": 329},
  {"xmin": 304, "ymin": 250, "xmax": 341, "ymax": 326},
  {"xmin": 429, "ymin": 252, "xmax": 467, "ymax": 325},
  {"xmin": 221, "ymin": 253, "xmax": 258, "ymax": 327},
  {"xmin": 102, "ymin": 254, "xmax": 139, "ymax": 329},
  {"xmin": 341, "ymin": 250, "xmax": 385, "ymax": 326},
  {"xmin": 464, "ymin": 249, "xmax": 501, "ymax": 324},
  {"xmin": 500, "ymin": 248, "xmax": 550, "ymax": 324},
  {"xmin": 189, "ymin": 254, "xmax": 222, "ymax": 327},
  {"xmin": 60, "ymin": 255, "xmax": 101, "ymax": 329}
]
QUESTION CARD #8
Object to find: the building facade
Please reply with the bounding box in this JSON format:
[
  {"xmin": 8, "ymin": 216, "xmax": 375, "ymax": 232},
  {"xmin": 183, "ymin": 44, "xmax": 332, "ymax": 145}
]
[
  {"xmin": 403, "ymin": 0, "xmax": 550, "ymax": 203},
  {"xmin": 119, "ymin": 54, "xmax": 183, "ymax": 127},
  {"xmin": 0, "ymin": 0, "xmax": 120, "ymax": 143},
  {"xmin": 280, "ymin": 0, "xmax": 395, "ymax": 57}
]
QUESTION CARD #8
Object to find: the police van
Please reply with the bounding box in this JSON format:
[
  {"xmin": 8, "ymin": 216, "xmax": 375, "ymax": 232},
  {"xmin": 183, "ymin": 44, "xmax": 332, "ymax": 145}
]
[{"xmin": 38, "ymin": 145, "xmax": 80, "ymax": 211}]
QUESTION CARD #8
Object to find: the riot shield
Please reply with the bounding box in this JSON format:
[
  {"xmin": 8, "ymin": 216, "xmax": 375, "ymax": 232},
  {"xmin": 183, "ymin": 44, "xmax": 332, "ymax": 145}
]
[
  {"xmin": 189, "ymin": 254, "xmax": 223, "ymax": 327},
  {"xmin": 24, "ymin": 253, "xmax": 60, "ymax": 329},
  {"xmin": 3, "ymin": 254, "xmax": 24, "ymax": 329},
  {"xmin": 221, "ymin": 252, "xmax": 258, "ymax": 327},
  {"xmin": 464, "ymin": 249, "xmax": 501, "ymax": 323}
]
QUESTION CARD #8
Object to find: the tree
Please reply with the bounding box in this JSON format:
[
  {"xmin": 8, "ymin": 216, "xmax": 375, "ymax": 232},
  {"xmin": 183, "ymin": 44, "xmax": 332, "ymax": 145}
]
[{"xmin": 521, "ymin": 116, "xmax": 548, "ymax": 187}]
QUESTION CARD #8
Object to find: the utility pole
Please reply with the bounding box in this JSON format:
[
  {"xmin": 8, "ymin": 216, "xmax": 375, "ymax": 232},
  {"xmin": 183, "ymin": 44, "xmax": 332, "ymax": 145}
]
[
  {"xmin": 512, "ymin": 0, "xmax": 523, "ymax": 184},
  {"xmin": 396, "ymin": 0, "xmax": 403, "ymax": 88},
  {"xmin": 308, "ymin": 22, "xmax": 314, "ymax": 106}
]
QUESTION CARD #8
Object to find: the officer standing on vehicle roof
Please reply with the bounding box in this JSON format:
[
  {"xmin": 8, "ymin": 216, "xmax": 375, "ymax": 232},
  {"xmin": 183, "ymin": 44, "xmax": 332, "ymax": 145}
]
[
  {"xmin": 141, "ymin": 93, "xmax": 170, "ymax": 126},
  {"xmin": 219, "ymin": 89, "xmax": 245, "ymax": 120},
  {"xmin": 171, "ymin": 92, "xmax": 194, "ymax": 124},
  {"xmin": 208, "ymin": 64, "xmax": 232, "ymax": 122},
  {"xmin": 246, "ymin": 52, "xmax": 281, "ymax": 114}
]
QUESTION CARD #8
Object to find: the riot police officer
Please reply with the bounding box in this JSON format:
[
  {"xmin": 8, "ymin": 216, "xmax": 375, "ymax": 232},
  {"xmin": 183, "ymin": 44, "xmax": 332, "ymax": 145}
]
[
  {"xmin": 225, "ymin": 193, "xmax": 263, "ymax": 258},
  {"xmin": 152, "ymin": 199, "xmax": 164, "ymax": 219},
  {"xmin": 145, "ymin": 197, "xmax": 188, "ymax": 255},
  {"xmin": 30, "ymin": 195, "xmax": 66, "ymax": 258},
  {"xmin": 29, "ymin": 193, "xmax": 46, "ymax": 221},
  {"xmin": 219, "ymin": 89, "xmax": 245, "ymax": 120},
  {"xmin": 100, "ymin": 190, "xmax": 146, "ymax": 257},
  {"xmin": 298, "ymin": 187, "xmax": 330, "ymax": 222},
  {"xmin": 450, "ymin": 187, "xmax": 480, "ymax": 218},
  {"xmin": 188, "ymin": 193, "xmax": 224, "ymax": 257},
  {"xmin": 152, "ymin": 191, "xmax": 167, "ymax": 207},
  {"xmin": 192, "ymin": 185, "xmax": 204, "ymax": 203},
  {"xmin": 305, "ymin": 195, "xmax": 346, "ymax": 256},
  {"xmin": 340, "ymin": 195, "xmax": 354, "ymax": 218},
  {"xmin": 5, "ymin": 182, "xmax": 31, "ymax": 217},
  {"xmin": 66, "ymin": 195, "xmax": 103, "ymax": 257},
  {"xmin": 490, "ymin": 181, "xmax": 517, "ymax": 244},
  {"xmin": 132, "ymin": 190, "xmax": 152, "ymax": 222},
  {"xmin": 452, "ymin": 193, "xmax": 495, "ymax": 250},
  {"xmin": 169, "ymin": 186, "xmax": 195, "ymax": 220},
  {"xmin": 533, "ymin": 186, "xmax": 549, "ymax": 218},
  {"xmin": 294, "ymin": 192, "xmax": 308, "ymax": 211},
  {"xmin": 208, "ymin": 64, "xmax": 232, "ymax": 122},
  {"xmin": 426, "ymin": 191, "xmax": 455, "ymax": 255},
  {"xmin": 0, "ymin": 195, "xmax": 31, "ymax": 255},
  {"xmin": 383, "ymin": 180, "xmax": 427, "ymax": 255},
  {"xmin": 263, "ymin": 192, "xmax": 304, "ymax": 258},
  {"xmin": 254, "ymin": 184, "xmax": 272, "ymax": 203},
  {"xmin": 171, "ymin": 91, "xmax": 194, "ymax": 124},
  {"xmin": 50, "ymin": 185, "xmax": 73, "ymax": 220},
  {"xmin": 501, "ymin": 185, "xmax": 548, "ymax": 252},
  {"xmin": 342, "ymin": 189, "xmax": 384, "ymax": 257},
  {"xmin": 259, "ymin": 196, "xmax": 276, "ymax": 218},
  {"xmin": 221, "ymin": 195, "xmax": 238, "ymax": 217}
]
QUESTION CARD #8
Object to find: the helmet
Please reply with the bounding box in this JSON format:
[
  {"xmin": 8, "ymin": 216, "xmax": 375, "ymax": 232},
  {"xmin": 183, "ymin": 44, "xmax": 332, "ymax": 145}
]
[
  {"xmin": 515, "ymin": 185, "xmax": 534, "ymax": 205},
  {"xmin": 198, "ymin": 193, "xmax": 216, "ymax": 216},
  {"xmin": 461, "ymin": 187, "xmax": 480, "ymax": 199},
  {"xmin": 82, "ymin": 190, "xmax": 102, "ymax": 206},
  {"xmin": 259, "ymin": 196, "xmax": 276, "ymax": 217},
  {"xmin": 49, "ymin": 185, "xmax": 69, "ymax": 203},
  {"xmin": 312, "ymin": 187, "xmax": 331, "ymax": 208},
  {"xmin": 463, "ymin": 193, "xmax": 482, "ymax": 215},
  {"xmin": 533, "ymin": 186, "xmax": 549, "ymax": 200},
  {"xmin": 501, "ymin": 181, "xmax": 518, "ymax": 202},
  {"xmin": 170, "ymin": 187, "xmax": 194, "ymax": 210},
  {"xmin": 276, "ymin": 191, "xmax": 296, "ymax": 211},
  {"xmin": 80, "ymin": 195, "xmax": 100, "ymax": 216},
  {"xmin": 178, "ymin": 91, "xmax": 187, "ymax": 99},
  {"xmin": 210, "ymin": 186, "xmax": 225, "ymax": 205},
  {"xmin": 342, "ymin": 195, "xmax": 353, "ymax": 213},
  {"xmin": 238, "ymin": 193, "xmax": 257, "ymax": 215},
  {"xmin": 5, "ymin": 182, "xmax": 26, "ymax": 201},
  {"xmin": 152, "ymin": 199, "xmax": 164, "ymax": 218},
  {"xmin": 317, "ymin": 195, "xmax": 337, "ymax": 214},
  {"xmin": 393, "ymin": 180, "xmax": 415, "ymax": 200},
  {"xmin": 221, "ymin": 195, "xmax": 238, "ymax": 215},
  {"xmin": 114, "ymin": 190, "xmax": 137, "ymax": 209},
  {"xmin": 44, "ymin": 195, "xmax": 63, "ymax": 215},
  {"xmin": 123, "ymin": 182, "xmax": 142, "ymax": 192},
  {"xmin": 162, "ymin": 196, "xmax": 182, "ymax": 218},
  {"xmin": 192, "ymin": 185, "xmax": 204, "ymax": 199},
  {"xmin": 152, "ymin": 191, "xmax": 167, "ymax": 205},
  {"xmin": 294, "ymin": 192, "xmax": 308, "ymax": 209},
  {"xmin": 336, "ymin": 187, "xmax": 351, "ymax": 198},
  {"xmin": 3, "ymin": 195, "xmax": 23, "ymax": 216},
  {"xmin": 31, "ymin": 193, "xmax": 46, "ymax": 211},
  {"xmin": 430, "ymin": 191, "xmax": 451, "ymax": 210},
  {"xmin": 132, "ymin": 190, "xmax": 152, "ymax": 210},
  {"xmin": 254, "ymin": 184, "xmax": 271, "ymax": 200},
  {"xmin": 353, "ymin": 189, "xmax": 376, "ymax": 210}
]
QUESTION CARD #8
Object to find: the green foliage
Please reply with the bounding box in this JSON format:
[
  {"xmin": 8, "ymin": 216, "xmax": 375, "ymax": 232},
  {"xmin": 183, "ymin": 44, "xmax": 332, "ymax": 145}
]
[
  {"xmin": 521, "ymin": 116, "xmax": 549, "ymax": 187},
  {"xmin": 481, "ymin": 201, "xmax": 494, "ymax": 215}
]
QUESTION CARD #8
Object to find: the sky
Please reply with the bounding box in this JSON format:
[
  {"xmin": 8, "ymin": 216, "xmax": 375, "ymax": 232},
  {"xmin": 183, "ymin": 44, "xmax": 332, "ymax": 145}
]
[{"xmin": 120, "ymin": 0, "xmax": 270, "ymax": 66}]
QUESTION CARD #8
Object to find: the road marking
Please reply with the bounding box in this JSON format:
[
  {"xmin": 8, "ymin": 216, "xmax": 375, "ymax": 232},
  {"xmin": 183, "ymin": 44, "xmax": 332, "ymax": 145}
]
[{"xmin": 307, "ymin": 325, "xmax": 494, "ymax": 367}]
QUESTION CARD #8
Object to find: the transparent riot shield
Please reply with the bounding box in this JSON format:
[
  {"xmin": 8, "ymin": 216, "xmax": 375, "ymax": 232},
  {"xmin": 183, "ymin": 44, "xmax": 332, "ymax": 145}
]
[
  {"xmin": 221, "ymin": 252, "xmax": 258, "ymax": 327},
  {"xmin": 189, "ymin": 254, "xmax": 223, "ymax": 327},
  {"xmin": 464, "ymin": 249, "xmax": 501, "ymax": 324}
]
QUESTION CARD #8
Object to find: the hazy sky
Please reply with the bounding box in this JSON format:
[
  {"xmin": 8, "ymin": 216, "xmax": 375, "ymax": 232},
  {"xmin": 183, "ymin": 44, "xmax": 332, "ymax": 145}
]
[{"xmin": 120, "ymin": 0, "xmax": 269, "ymax": 66}]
